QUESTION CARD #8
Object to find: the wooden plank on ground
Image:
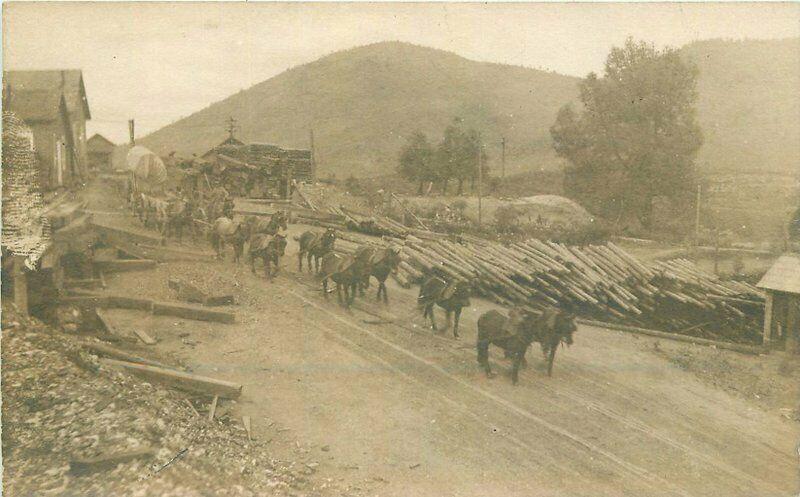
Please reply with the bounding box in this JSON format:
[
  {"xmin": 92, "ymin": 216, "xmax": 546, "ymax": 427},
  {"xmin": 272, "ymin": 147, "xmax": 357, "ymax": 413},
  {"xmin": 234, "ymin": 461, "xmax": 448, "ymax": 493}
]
[
  {"xmin": 577, "ymin": 319, "xmax": 768, "ymax": 355},
  {"xmin": 100, "ymin": 359, "xmax": 242, "ymax": 398},
  {"xmin": 94, "ymin": 259, "xmax": 157, "ymax": 273},
  {"xmin": 204, "ymin": 294, "xmax": 235, "ymax": 306},
  {"xmin": 208, "ymin": 395, "xmax": 219, "ymax": 421},
  {"xmin": 82, "ymin": 342, "xmax": 174, "ymax": 369},
  {"xmin": 152, "ymin": 301, "xmax": 236, "ymax": 324},
  {"xmin": 243, "ymin": 416, "xmax": 252, "ymax": 441},
  {"xmin": 70, "ymin": 446, "xmax": 154, "ymax": 476},
  {"xmin": 57, "ymin": 295, "xmax": 109, "ymax": 307},
  {"xmin": 133, "ymin": 329, "xmax": 158, "ymax": 345},
  {"xmin": 105, "ymin": 295, "xmax": 154, "ymax": 311}
]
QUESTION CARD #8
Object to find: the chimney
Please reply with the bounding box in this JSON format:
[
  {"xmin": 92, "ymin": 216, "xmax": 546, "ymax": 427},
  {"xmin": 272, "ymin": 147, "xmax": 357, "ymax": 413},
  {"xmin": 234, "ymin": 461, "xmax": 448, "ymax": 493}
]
[{"xmin": 128, "ymin": 119, "xmax": 135, "ymax": 146}]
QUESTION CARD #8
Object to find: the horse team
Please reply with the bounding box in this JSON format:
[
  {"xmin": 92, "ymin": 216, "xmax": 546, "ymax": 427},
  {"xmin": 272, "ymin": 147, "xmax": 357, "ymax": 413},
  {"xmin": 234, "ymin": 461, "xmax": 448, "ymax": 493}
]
[{"xmin": 129, "ymin": 191, "xmax": 577, "ymax": 384}]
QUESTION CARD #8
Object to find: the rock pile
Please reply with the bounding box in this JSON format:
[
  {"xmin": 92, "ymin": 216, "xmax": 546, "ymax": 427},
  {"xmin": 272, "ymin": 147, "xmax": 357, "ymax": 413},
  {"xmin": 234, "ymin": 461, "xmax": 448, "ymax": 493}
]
[{"xmin": 0, "ymin": 305, "xmax": 352, "ymax": 497}]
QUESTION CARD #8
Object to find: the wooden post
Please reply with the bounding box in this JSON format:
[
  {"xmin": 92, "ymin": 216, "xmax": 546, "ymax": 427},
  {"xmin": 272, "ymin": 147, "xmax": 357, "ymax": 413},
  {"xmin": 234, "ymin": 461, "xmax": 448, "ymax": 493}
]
[
  {"xmin": 786, "ymin": 297, "xmax": 799, "ymax": 354},
  {"xmin": 13, "ymin": 256, "xmax": 29, "ymax": 315},
  {"xmin": 694, "ymin": 184, "xmax": 701, "ymax": 256},
  {"xmin": 309, "ymin": 129, "xmax": 316, "ymax": 183},
  {"xmin": 477, "ymin": 146, "xmax": 483, "ymax": 228},
  {"xmin": 762, "ymin": 292, "xmax": 773, "ymax": 345},
  {"xmin": 128, "ymin": 119, "xmax": 135, "ymax": 146},
  {"xmin": 501, "ymin": 137, "xmax": 506, "ymax": 181}
]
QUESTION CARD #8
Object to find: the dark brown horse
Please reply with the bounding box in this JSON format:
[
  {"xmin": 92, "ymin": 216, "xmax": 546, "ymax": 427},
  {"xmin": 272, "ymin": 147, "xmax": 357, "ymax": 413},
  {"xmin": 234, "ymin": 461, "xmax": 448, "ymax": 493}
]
[
  {"xmin": 249, "ymin": 233, "xmax": 287, "ymax": 279},
  {"xmin": 418, "ymin": 276, "xmax": 473, "ymax": 338},
  {"xmin": 162, "ymin": 198, "xmax": 194, "ymax": 243},
  {"xmin": 319, "ymin": 247, "xmax": 374, "ymax": 307},
  {"xmin": 246, "ymin": 211, "xmax": 288, "ymax": 237},
  {"xmin": 477, "ymin": 307, "xmax": 576, "ymax": 384},
  {"xmin": 360, "ymin": 247, "xmax": 402, "ymax": 303},
  {"xmin": 297, "ymin": 228, "xmax": 336, "ymax": 273}
]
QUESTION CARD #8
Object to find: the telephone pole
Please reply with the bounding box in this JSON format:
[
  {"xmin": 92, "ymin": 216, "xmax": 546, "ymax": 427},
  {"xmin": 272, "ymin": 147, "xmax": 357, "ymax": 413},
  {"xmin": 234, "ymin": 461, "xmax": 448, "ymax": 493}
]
[
  {"xmin": 477, "ymin": 145, "xmax": 483, "ymax": 228},
  {"xmin": 694, "ymin": 183, "xmax": 702, "ymax": 254},
  {"xmin": 226, "ymin": 116, "xmax": 239, "ymax": 141},
  {"xmin": 501, "ymin": 137, "xmax": 506, "ymax": 180},
  {"xmin": 128, "ymin": 119, "xmax": 135, "ymax": 145}
]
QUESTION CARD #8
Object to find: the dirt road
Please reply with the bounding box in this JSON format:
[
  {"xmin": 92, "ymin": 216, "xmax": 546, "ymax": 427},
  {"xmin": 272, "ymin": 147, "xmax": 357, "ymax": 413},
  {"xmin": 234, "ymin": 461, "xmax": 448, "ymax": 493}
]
[{"xmin": 92, "ymin": 186, "xmax": 797, "ymax": 497}]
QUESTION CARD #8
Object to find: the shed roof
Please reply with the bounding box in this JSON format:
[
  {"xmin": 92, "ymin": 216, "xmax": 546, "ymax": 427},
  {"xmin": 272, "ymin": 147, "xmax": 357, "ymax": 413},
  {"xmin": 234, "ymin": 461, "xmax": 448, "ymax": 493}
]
[
  {"xmin": 756, "ymin": 254, "xmax": 800, "ymax": 295},
  {"xmin": 4, "ymin": 70, "xmax": 91, "ymax": 119},
  {"xmin": 6, "ymin": 89, "xmax": 67, "ymax": 123},
  {"xmin": 87, "ymin": 133, "xmax": 115, "ymax": 152}
]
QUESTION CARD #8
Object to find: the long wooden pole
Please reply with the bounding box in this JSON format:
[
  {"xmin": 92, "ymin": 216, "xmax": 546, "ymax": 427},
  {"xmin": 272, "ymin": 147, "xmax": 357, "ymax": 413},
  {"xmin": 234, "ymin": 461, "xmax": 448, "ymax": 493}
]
[
  {"xmin": 477, "ymin": 146, "xmax": 483, "ymax": 228},
  {"xmin": 501, "ymin": 137, "xmax": 506, "ymax": 181},
  {"xmin": 694, "ymin": 183, "xmax": 701, "ymax": 254}
]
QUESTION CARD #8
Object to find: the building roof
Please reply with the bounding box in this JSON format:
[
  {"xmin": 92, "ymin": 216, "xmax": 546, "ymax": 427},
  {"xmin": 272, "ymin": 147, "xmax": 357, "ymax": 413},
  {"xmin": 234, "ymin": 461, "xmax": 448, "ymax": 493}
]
[
  {"xmin": 4, "ymin": 69, "xmax": 91, "ymax": 119},
  {"xmin": 756, "ymin": 254, "xmax": 800, "ymax": 295},
  {"xmin": 87, "ymin": 133, "xmax": 115, "ymax": 149},
  {"xmin": 6, "ymin": 89, "xmax": 68, "ymax": 123}
]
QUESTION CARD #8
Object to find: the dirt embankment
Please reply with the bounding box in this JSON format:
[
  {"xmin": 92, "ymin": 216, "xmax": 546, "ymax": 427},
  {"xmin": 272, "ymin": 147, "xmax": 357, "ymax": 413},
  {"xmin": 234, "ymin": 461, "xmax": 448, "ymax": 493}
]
[
  {"xmin": 651, "ymin": 340, "xmax": 800, "ymax": 421},
  {"xmin": 0, "ymin": 304, "xmax": 359, "ymax": 497}
]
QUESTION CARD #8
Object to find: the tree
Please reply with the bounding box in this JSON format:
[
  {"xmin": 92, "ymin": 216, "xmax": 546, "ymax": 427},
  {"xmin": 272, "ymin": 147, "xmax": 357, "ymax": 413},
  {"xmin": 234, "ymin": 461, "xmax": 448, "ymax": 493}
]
[
  {"xmin": 550, "ymin": 38, "xmax": 703, "ymax": 231},
  {"xmin": 397, "ymin": 131, "xmax": 435, "ymax": 195},
  {"xmin": 436, "ymin": 119, "xmax": 488, "ymax": 195}
]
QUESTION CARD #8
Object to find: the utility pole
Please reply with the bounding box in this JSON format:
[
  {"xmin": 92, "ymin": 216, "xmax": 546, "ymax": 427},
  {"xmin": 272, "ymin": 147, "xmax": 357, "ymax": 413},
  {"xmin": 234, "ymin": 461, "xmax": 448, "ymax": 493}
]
[
  {"xmin": 226, "ymin": 116, "xmax": 239, "ymax": 141},
  {"xmin": 128, "ymin": 119, "xmax": 135, "ymax": 146},
  {"xmin": 309, "ymin": 129, "xmax": 316, "ymax": 182},
  {"xmin": 501, "ymin": 137, "xmax": 506, "ymax": 181},
  {"xmin": 477, "ymin": 145, "xmax": 483, "ymax": 228},
  {"xmin": 694, "ymin": 183, "xmax": 702, "ymax": 256}
]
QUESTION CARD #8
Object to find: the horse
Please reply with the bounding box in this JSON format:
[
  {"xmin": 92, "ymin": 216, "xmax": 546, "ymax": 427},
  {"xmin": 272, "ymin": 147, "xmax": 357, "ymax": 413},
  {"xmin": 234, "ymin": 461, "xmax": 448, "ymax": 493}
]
[
  {"xmin": 297, "ymin": 228, "xmax": 336, "ymax": 273},
  {"xmin": 209, "ymin": 217, "xmax": 243, "ymax": 260},
  {"xmin": 360, "ymin": 247, "xmax": 402, "ymax": 303},
  {"xmin": 417, "ymin": 276, "xmax": 473, "ymax": 338},
  {"xmin": 246, "ymin": 211, "xmax": 288, "ymax": 237},
  {"xmin": 476, "ymin": 307, "xmax": 576, "ymax": 384},
  {"xmin": 319, "ymin": 247, "xmax": 374, "ymax": 307},
  {"xmin": 162, "ymin": 198, "xmax": 192, "ymax": 243},
  {"xmin": 249, "ymin": 233, "xmax": 287, "ymax": 279}
]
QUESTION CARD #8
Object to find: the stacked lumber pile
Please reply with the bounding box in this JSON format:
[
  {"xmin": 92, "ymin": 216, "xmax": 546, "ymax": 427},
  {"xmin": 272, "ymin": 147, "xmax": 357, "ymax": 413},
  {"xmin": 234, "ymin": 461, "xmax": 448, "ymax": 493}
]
[
  {"xmin": 350, "ymin": 232, "xmax": 763, "ymax": 343},
  {"xmin": 290, "ymin": 187, "xmax": 762, "ymax": 342},
  {"xmin": 328, "ymin": 205, "xmax": 408, "ymax": 238}
]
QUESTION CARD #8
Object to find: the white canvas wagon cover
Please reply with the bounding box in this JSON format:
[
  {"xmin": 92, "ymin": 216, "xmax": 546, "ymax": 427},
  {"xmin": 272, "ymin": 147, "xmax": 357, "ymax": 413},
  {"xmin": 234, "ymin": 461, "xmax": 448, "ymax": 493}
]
[{"xmin": 126, "ymin": 145, "xmax": 167, "ymax": 186}]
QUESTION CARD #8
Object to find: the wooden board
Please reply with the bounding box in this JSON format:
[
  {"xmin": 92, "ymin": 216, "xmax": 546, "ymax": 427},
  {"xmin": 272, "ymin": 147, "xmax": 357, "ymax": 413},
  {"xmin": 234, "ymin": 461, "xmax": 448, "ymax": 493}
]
[
  {"xmin": 100, "ymin": 358, "xmax": 242, "ymax": 398},
  {"xmin": 81, "ymin": 342, "xmax": 174, "ymax": 369},
  {"xmin": 94, "ymin": 259, "xmax": 157, "ymax": 273},
  {"xmin": 577, "ymin": 319, "xmax": 768, "ymax": 355},
  {"xmin": 70, "ymin": 446, "xmax": 154, "ymax": 476},
  {"xmin": 133, "ymin": 329, "xmax": 157, "ymax": 345},
  {"xmin": 152, "ymin": 301, "xmax": 236, "ymax": 324}
]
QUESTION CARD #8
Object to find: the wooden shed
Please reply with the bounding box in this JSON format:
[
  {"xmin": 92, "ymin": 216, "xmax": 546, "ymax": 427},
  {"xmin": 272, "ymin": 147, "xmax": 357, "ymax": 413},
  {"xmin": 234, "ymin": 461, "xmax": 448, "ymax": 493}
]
[{"xmin": 757, "ymin": 254, "xmax": 800, "ymax": 352}]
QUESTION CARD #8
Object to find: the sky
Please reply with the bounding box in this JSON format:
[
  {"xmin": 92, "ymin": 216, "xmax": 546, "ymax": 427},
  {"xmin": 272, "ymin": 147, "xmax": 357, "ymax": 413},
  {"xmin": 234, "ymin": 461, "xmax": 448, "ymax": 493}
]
[{"xmin": 4, "ymin": 2, "xmax": 799, "ymax": 143}]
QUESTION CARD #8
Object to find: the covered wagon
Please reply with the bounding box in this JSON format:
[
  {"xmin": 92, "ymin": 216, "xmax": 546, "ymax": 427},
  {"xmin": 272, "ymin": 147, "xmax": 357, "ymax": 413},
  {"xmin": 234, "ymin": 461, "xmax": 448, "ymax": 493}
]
[{"xmin": 126, "ymin": 145, "xmax": 167, "ymax": 195}]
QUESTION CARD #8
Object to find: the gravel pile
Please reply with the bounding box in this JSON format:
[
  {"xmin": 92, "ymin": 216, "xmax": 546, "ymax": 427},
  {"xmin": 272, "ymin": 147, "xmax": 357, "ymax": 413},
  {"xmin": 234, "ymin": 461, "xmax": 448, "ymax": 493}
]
[{"xmin": 1, "ymin": 304, "xmax": 346, "ymax": 497}]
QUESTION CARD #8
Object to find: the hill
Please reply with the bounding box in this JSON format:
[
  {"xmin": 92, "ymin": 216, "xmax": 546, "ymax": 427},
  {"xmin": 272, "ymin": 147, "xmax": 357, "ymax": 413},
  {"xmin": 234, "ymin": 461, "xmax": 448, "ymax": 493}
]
[
  {"xmin": 681, "ymin": 38, "xmax": 800, "ymax": 177},
  {"xmin": 138, "ymin": 39, "xmax": 799, "ymax": 183},
  {"xmin": 138, "ymin": 42, "xmax": 579, "ymax": 177}
]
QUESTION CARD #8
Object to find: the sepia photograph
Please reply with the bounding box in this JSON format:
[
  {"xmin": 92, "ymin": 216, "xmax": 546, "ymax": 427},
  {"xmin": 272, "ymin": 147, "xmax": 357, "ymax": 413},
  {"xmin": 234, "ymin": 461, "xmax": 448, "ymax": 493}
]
[{"xmin": 1, "ymin": 2, "xmax": 799, "ymax": 496}]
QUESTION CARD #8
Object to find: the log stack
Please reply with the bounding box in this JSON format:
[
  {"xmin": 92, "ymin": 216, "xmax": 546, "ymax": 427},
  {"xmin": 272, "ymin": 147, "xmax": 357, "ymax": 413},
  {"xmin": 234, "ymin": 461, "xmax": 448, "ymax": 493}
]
[
  {"xmin": 291, "ymin": 190, "xmax": 763, "ymax": 343},
  {"xmin": 335, "ymin": 230, "xmax": 764, "ymax": 343}
]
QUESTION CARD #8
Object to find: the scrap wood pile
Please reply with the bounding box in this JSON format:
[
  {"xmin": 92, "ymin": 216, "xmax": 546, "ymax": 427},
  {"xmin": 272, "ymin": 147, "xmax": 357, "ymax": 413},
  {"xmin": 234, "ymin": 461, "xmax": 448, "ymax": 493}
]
[
  {"xmin": 353, "ymin": 232, "xmax": 764, "ymax": 343},
  {"xmin": 0, "ymin": 305, "xmax": 356, "ymax": 497}
]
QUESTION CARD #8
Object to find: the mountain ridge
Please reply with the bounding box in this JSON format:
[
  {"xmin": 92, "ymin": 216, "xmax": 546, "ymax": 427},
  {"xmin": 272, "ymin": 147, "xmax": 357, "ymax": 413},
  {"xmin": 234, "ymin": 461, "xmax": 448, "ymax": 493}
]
[{"xmin": 138, "ymin": 38, "xmax": 800, "ymax": 179}]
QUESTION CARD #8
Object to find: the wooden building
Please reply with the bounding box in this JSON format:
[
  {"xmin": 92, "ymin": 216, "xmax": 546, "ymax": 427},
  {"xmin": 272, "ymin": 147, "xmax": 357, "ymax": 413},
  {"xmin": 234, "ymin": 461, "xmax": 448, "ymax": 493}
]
[
  {"xmin": 197, "ymin": 139, "xmax": 315, "ymax": 199},
  {"xmin": 4, "ymin": 70, "xmax": 92, "ymax": 188},
  {"xmin": 757, "ymin": 254, "xmax": 800, "ymax": 353},
  {"xmin": 87, "ymin": 133, "xmax": 115, "ymax": 171}
]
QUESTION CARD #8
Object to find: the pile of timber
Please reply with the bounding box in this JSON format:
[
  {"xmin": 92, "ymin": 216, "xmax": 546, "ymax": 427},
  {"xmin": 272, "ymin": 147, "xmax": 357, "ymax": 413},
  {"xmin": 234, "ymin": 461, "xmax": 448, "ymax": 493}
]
[
  {"xmin": 356, "ymin": 234, "xmax": 763, "ymax": 343},
  {"xmin": 327, "ymin": 205, "xmax": 408, "ymax": 238}
]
